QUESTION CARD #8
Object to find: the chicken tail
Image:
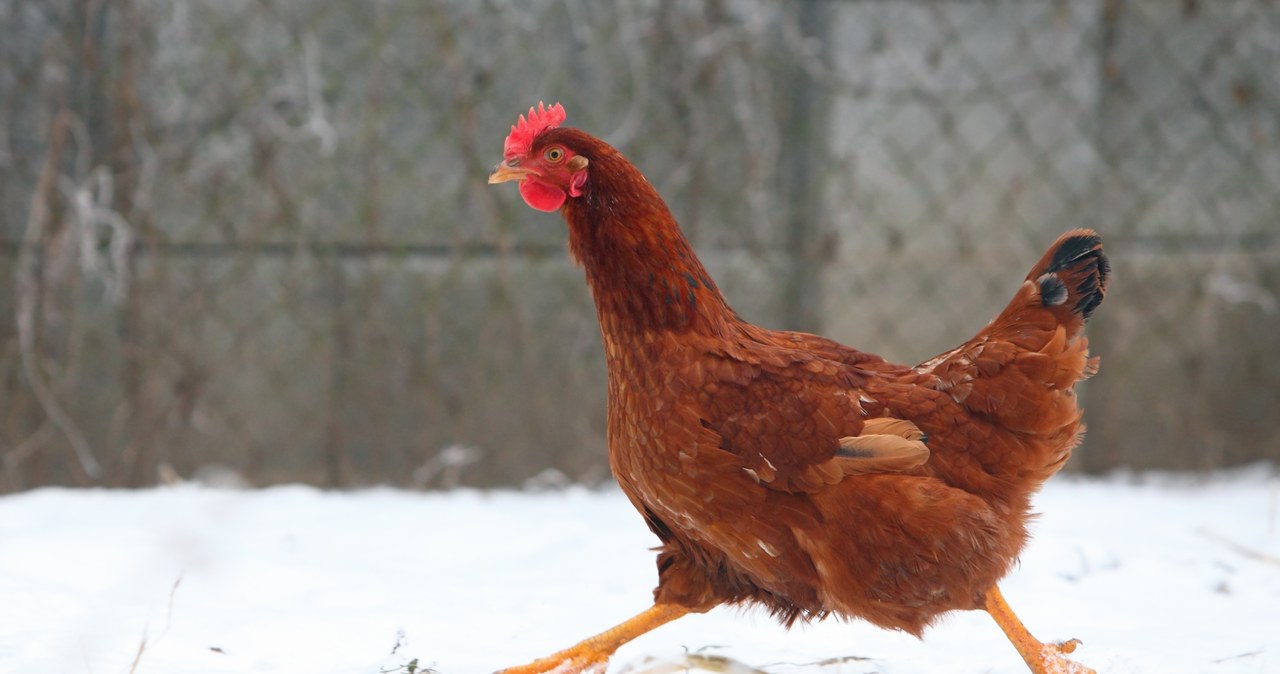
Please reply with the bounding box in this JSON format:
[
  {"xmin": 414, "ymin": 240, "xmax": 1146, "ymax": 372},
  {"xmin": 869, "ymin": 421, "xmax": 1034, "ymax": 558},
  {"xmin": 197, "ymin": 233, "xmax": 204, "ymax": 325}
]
[
  {"xmin": 911, "ymin": 230, "xmax": 1110, "ymax": 468},
  {"xmin": 1020, "ymin": 229, "xmax": 1110, "ymax": 335}
]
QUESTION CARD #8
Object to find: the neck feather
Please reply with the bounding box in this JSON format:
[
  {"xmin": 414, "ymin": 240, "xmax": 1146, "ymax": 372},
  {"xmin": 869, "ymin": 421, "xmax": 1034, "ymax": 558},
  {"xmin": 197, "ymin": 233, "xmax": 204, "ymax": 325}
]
[{"xmin": 559, "ymin": 136, "xmax": 735, "ymax": 337}]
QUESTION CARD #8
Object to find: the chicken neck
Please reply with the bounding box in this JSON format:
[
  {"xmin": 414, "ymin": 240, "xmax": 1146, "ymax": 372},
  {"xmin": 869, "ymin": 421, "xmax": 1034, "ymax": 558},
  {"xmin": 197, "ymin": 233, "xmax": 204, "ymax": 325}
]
[{"xmin": 561, "ymin": 148, "xmax": 738, "ymax": 344}]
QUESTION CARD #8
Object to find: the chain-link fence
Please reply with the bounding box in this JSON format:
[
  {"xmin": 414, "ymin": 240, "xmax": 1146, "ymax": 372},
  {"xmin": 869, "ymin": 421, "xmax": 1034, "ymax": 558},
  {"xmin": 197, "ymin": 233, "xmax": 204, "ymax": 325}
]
[{"xmin": 2, "ymin": 0, "xmax": 1277, "ymax": 491}]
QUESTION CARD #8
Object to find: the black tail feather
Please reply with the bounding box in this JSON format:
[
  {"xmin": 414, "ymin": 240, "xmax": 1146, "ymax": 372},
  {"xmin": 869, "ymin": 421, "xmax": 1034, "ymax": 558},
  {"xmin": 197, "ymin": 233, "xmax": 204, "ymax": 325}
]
[{"xmin": 1032, "ymin": 230, "xmax": 1110, "ymax": 321}]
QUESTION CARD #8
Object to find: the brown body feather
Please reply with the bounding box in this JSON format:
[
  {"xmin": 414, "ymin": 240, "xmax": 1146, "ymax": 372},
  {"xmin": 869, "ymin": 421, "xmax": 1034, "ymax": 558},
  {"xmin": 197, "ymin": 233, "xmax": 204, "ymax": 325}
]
[{"xmin": 535, "ymin": 127, "xmax": 1108, "ymax": 635}]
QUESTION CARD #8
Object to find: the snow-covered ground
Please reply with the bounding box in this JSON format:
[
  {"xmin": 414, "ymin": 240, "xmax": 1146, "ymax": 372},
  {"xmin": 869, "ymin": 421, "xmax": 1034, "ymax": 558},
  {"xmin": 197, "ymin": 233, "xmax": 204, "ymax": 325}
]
[{"xmin": 1, "ymin": 471, "xmax": 1277, "ymax": 674}]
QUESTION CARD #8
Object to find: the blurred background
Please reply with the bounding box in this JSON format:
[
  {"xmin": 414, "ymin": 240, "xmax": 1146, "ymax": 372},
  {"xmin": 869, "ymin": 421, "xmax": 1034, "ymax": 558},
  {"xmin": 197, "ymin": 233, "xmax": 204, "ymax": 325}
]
[{"xmin": 1, "ymin": 0, "xmax": 1277, "ymax": 492}]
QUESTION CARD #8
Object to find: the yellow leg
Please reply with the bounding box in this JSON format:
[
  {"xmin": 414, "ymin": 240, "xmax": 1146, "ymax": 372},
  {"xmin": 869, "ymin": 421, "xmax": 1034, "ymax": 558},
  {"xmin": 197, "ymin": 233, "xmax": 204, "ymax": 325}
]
[
  {"xmin": 495, "ymin": 603, "xmax": 690, "ymax": 674},
  {"xmin": 983, "ymin": 586, "xmax": 1095, "ymax": 674}
]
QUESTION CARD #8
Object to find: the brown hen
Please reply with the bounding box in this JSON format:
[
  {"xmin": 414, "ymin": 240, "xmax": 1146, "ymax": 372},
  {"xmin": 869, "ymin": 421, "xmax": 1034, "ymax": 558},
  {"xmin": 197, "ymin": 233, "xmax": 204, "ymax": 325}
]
[{"xmin": 488, "ymin": 102, "xmax": 1109, "ymax": 674}]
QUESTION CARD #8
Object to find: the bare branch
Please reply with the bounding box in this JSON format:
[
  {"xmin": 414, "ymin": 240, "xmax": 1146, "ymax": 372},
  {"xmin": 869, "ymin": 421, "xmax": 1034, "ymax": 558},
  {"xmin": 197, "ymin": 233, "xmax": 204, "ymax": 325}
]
[{"xmin": 14, "ymin": 109, "xmax": 102, "ymax": 481}]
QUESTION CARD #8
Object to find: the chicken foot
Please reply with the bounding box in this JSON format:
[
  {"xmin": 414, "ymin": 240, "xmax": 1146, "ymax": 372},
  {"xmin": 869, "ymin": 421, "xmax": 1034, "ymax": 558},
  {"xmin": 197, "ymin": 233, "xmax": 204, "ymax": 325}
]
[
  {"xmin": 983, "ymin": 586, "xmax": 1095, "ymax": 674},
  {"xmin": 495, "ymin": 603, "xmax": 690, "ymax": 674}
]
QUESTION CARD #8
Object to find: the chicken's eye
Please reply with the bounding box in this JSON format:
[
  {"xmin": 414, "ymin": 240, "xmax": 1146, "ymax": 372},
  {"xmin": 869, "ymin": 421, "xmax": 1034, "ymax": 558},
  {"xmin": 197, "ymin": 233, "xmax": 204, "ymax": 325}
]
[{"xmin": 544, "ymin": 146, "xmax": 566, "ymax": 163}]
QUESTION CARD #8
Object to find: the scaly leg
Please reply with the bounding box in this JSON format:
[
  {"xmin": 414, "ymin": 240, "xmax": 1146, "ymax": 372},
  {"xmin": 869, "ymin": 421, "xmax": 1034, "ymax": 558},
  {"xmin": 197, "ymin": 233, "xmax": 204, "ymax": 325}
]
[
  {"xmin": 983, "ymin": 586, "xmax": 1095, "ymax": 674},
  {"xmin": 495, "ymin": 603, "xmax": 690, "ymax": 674}
]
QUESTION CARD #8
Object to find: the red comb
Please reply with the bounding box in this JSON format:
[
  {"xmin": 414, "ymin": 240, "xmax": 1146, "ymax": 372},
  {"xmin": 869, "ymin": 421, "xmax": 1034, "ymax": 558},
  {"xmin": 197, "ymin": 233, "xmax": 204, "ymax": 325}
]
[{"xmin": 504, "ymin": 102, "xmax": 566, "ymax": 159}]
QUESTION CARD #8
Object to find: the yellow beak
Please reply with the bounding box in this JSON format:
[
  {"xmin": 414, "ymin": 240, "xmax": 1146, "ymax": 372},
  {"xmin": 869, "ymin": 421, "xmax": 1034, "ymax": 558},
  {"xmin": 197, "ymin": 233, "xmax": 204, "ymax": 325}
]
[{"xmin": 488, "ymin": 160, "xmax": 536, "ymax": 185}]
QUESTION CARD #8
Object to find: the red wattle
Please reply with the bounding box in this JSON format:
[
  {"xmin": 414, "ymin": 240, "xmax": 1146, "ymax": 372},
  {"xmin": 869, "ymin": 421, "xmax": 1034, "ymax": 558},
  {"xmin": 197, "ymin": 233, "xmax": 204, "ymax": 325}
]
[{"xmin": 519, "ymin": 180, "xmax": 567, "ymax": 212}]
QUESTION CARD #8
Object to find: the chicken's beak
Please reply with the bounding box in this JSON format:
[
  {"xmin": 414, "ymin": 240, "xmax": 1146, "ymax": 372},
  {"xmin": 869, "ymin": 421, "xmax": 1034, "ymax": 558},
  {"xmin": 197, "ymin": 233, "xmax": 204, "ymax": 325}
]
[{"xmin": 488, "ymin": 160, "xmax": 536, "ymax": 185}]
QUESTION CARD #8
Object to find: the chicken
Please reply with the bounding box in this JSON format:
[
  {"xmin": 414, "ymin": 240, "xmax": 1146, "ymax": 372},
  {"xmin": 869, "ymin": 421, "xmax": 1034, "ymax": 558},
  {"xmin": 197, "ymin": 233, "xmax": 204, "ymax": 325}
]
[{"xmin": 488, "ymin": 102, "xmax": 1109, "ymax": 674}]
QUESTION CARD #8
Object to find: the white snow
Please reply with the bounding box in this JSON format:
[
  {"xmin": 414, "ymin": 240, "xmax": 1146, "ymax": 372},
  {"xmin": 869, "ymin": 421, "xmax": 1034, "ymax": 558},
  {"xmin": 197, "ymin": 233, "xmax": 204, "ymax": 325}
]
[{"xmin": 1, "ymin": 471, "xmax": 1277, "ymax": 674}]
